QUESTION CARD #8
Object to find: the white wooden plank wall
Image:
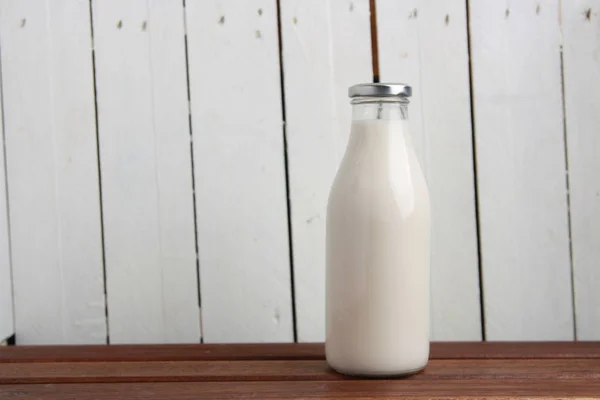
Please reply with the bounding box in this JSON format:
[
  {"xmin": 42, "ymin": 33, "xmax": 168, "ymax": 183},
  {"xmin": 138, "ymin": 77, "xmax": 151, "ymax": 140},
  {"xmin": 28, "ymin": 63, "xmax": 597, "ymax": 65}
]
[
  {"xmin": 561, "ymin": 0, "xmax": 600, "ymax": 340},
  {"xmin": 185, "ymin": 0, "xmax": 294, "ymax": 343},
  {"xmin": 469, "ymin": 0, "xmax": 574, "ymax": 340},
  {"xmin": 376, "ymin": 0, "xmax": 482, "ymax": 341},
  {"xmin": 92, "ymin": 0, "xmax": 200, "ymax": 343},
  {"xmin": 0, "ymin": 0, "xmax": 107, "ymax": 344},
  {"xmin": 280, "ymin": 0, "xmax": 372, "ymax": 342},
  {"xmin": 2, "ymin": 0, "xmax": 600, "ymax": 344},
  {"xmin": 0, "ymin": 70, "xmax": 13, "ymax": 342}
]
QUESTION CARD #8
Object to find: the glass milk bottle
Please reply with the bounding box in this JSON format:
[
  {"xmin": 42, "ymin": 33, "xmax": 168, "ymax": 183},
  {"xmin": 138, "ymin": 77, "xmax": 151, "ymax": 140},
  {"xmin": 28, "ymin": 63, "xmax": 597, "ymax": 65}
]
[{"xmin": 325, "ymin": 83, "xmax": 430, "ymax": 377}]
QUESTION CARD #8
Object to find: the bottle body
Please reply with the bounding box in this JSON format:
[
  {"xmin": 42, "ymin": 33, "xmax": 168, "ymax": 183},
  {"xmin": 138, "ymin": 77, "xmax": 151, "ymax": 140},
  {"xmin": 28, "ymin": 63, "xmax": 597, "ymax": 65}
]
[{"xmin": 325, "ymin": 98, "xmax": 430, "ymax": 376}]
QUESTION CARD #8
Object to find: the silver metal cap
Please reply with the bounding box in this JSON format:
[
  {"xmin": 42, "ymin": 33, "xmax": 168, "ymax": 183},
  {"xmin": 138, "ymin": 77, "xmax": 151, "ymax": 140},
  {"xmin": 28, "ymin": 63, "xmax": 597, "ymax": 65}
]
[{"xmin": 348, "ymin": 83, "xmax": 412, "ymax": 98}]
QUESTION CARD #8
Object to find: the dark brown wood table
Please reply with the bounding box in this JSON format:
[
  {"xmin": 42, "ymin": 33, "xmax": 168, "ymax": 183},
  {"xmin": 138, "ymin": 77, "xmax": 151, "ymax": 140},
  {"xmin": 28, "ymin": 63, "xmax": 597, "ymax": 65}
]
[{"xmin": 1, "ymin": 342, "xmax": 600, "ymax": 399}]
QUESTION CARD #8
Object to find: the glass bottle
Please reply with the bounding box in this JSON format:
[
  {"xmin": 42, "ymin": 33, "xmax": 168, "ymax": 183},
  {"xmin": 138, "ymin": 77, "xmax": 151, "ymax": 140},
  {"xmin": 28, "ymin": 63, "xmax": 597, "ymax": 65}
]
[{"xmin": 325, "ymin": 83, "xmax": 430, "ymax": 376}]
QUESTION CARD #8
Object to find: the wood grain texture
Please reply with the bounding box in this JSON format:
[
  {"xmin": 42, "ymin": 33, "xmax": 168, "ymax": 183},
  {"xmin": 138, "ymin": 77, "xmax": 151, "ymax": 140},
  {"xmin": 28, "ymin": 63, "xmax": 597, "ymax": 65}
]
[
  {"xmin": 2, "ymin": 358, "xmax": 600, "ymax": 384},
  {"xmin": 280, "ymin": 0, "xmax": 373, "ymax": 342},
  {"xmin": 2, "ymin": 379, "xmax": 600, "ymax": 399},
  {"xmin": 0, "ymin": 68, "xmax": 13, "ymax": 342},
  {"xmin": 3, "ymin": 342, "xmax": 600, "ymax": 363},
  {"xmin": 469, "ymin": 0, "xmax": 574, "ymax": 340},
  {"xmin": 561, "ymin": 0, "xmax": 600, "ymax": 340},
  {"xmin": 376, "ymin": 0, "xmax": 481, "ymax": 341},
  {"xmin": 185, "ymin": 0, "xmax": 293, "ymax": 343},
  {"xmin": 2, "ymin": 343, "xmax": 600, "ymax": 398},
  {"xmin": 91, "ymin": 0, "xmax": 200, "ymax": 343},
  {"xmin": 0, "ymin": 0, "xmax": 106, "ymax": 344}
]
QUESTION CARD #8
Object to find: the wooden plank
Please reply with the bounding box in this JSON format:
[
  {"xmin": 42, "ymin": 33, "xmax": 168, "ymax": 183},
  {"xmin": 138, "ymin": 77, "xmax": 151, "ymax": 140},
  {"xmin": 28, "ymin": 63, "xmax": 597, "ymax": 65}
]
[
  {"xmin": 280, "ymin": 0, "xmax": 373, "ymax": 342},
  {"xmin": 0, "ymin": 67, "xmax": 13, "ymax": 342},
  {"xmin": 0, "ymin": 0, "xmax": 106, "ymax": 344},
  {"xmin": 91, "ymin": 0, "xmax": 200, "ymax": 343},
  {"xmin": 375, "ymin": 0, "xmax": 481, "ymax": 341},
  {"xmin": 561, "ymin": 0, "xmax": 600, "ymax": 340},
  {"xmin": 3, "ymin": 379, "xmax": 600, "ymax": 399},
  {"xmin": 3, "ymin": 342, "xmax": 600, "ymax": 363},
  {"xmin": 468, "ymin": 0, "xmax": 574, "ymax": 340},
  {"xmin": 185, "ymin": 0, "xmax": 293, "ymax": 342},
  {"xmin": 0, "ymin": 343, "xmax": 324, "ymax": 363},
  {"xmin": 2, "ymin": 358, "xmax": 600, "ymax": 384}
]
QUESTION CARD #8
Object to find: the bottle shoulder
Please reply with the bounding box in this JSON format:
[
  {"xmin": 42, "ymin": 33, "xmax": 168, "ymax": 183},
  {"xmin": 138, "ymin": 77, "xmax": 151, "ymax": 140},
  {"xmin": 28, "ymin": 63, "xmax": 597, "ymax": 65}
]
[{"xmin": 327, "ymin": 159, "xmax": 430, "ymax": 222}]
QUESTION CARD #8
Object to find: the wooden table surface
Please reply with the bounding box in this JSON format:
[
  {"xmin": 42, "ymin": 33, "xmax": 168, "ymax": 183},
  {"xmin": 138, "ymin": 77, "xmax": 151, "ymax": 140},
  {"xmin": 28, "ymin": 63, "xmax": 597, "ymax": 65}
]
[{"xmin": 1, "ymin": 342, "xmax": 599, "ymax": 399}]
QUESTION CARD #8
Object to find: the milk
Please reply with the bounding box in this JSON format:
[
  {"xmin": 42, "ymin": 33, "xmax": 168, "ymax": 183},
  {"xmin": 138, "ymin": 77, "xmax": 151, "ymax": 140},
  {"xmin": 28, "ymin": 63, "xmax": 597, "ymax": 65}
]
[{"xmin": 325, "ymin": 117, "xmax": 430, "ymax": 376}]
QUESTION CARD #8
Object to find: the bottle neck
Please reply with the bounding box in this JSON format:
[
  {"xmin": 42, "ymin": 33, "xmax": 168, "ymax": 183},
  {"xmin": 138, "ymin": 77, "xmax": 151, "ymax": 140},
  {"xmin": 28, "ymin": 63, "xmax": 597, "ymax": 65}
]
[{"xmin": 351, "ymin": 97, "xmax": 409, "ymax": 122}]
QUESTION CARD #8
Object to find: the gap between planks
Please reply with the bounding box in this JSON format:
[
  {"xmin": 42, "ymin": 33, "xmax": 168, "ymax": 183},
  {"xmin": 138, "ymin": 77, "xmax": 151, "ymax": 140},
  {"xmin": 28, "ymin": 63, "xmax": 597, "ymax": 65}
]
[
  {"xmin": 2, "ymin": 379, "xmax": 600, "ymax": 399},
  {"xmin": 2, "ymin": 342, "xmax": 600, "ymax": 364},
  {"xmin": 1, "ymin": 359, "xmax": 600, "ymax": 384}
]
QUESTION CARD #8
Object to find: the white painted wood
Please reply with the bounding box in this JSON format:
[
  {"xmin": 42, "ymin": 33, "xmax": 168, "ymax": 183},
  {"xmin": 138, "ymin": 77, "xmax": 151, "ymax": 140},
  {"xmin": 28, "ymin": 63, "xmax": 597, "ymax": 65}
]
[
  {"xmin": 0, "ymin": 0, "xmax": 106, "ymax": 344},
  {"xmin": 376, "ymin": 0, "xmax": 482, "ymax": 341},
  {"xmin": 92, "ymin": 0, "xmax": 200, "ymax": 343},
  {"xmin": 186, "ymin": 0, "xmax": 293, "ymax": 343},
  {"xmin": 561, "ymin": 0, "xmax": 600, "ymax": 340},
  {"xmin": 469, "ymin": 0, "xmax": 574, "ymax": 340},
  {"xmin": 0, "ymin": 72, "xmax": 14, "ymax": 342},
  {"xmin": 280, "ymin": 0, "xmax": 372, "ymax": 342}
]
